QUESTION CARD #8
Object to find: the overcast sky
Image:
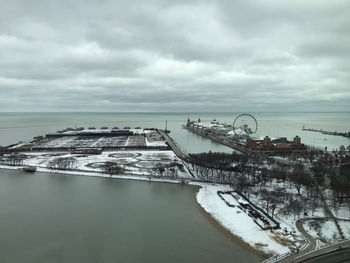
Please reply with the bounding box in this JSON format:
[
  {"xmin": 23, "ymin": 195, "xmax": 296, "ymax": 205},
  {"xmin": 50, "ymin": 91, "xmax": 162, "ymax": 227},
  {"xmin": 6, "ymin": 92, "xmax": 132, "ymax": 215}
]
[{"xmin": 0, "ymin": 0, "xmax": 349, "ymax": 112}]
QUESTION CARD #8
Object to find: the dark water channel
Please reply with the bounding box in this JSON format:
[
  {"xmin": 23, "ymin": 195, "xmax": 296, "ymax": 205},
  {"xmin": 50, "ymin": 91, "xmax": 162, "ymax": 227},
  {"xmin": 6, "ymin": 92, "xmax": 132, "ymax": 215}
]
[{"xmin": 0, "ymin": 169, "xmax": 260, "ymax": 263}]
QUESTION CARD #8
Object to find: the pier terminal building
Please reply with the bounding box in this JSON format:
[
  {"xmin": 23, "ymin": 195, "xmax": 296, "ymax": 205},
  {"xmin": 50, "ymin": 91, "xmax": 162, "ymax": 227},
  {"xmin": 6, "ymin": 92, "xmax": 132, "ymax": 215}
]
[{"xmin": 185, "ymin": 118, "xmax": 307, "ymax": 155}]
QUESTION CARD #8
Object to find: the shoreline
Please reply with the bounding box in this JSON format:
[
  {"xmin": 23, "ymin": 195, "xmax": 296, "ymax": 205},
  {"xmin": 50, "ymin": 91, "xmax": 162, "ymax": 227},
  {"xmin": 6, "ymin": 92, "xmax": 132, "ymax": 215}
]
[
  {"xmin": 0, "ymin": 165, "xmax": 277, "ymax": 259},
  {"xmin": 194, "ymin": 186, "xmax": 270, "ymax": 260}
]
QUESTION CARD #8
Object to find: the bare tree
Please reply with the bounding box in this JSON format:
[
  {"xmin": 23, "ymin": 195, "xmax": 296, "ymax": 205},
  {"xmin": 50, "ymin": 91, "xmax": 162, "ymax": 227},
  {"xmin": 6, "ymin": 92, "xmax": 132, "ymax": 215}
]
[
  {"xmin": 330, "ymin": 164, "xmax": 350, "ymax": 201},
  {"xmin": 103, "ymin": 161, "xmax": 124, "ymax": 178},
  {"xmin": 288, "ymin": 167, "xmax": 304, "ymax": 195},
  {"xmin": 289, "ymin": 198, "xmax": 303, "ymax": 220},
  {"xmin": 311, "ymin": 160, "xmax": 327, "ymax": 179},
  {"xmin": 48, "ymin": 157, "xmax": 77, "ymax": 170},
  {"xmin": 2, "ymin": 154, "xmax": 27, "ymax": 166}
]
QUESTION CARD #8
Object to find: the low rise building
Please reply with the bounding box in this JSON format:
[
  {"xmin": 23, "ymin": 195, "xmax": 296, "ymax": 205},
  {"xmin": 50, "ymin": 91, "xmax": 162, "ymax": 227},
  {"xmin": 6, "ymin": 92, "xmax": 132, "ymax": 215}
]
[{"xmin": 246, "ymin": 135, "xmax": 307, "ymax": 154}]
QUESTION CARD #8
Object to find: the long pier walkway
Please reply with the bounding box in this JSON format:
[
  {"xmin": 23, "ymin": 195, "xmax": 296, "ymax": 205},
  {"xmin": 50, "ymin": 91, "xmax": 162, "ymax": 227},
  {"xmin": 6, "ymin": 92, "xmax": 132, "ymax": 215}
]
[
  {"xmin": 158, "ymin": 130, "xmax": 191, "ymax": 161},
  {"xmin": 158, "ymin": 130, "xmax": 197, "ymax": 178}
]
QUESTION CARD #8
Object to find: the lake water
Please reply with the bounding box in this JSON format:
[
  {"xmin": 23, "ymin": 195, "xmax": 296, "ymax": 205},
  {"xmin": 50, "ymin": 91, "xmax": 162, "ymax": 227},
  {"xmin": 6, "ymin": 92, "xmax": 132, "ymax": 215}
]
[{"xmin": 0, "ymin": 169, "xmax": 260, "ymax": 263}]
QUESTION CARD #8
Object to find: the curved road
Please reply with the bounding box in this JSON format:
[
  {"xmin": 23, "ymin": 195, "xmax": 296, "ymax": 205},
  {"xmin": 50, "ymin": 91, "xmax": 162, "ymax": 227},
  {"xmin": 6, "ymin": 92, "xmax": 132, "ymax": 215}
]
[
  {"xmin": 295, "ymin": 218, "xmax": 319, "ymax": 253},
  {"xmin": 273, "ymin": 218, "xmax": 323, "ymax": 263}
]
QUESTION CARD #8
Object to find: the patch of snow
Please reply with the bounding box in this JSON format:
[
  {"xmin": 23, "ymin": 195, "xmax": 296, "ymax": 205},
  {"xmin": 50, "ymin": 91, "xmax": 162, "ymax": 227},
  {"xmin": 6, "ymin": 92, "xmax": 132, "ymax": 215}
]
[{"xmin": 145, "ymin": 138, "xmax": 167, "ymax": 147}]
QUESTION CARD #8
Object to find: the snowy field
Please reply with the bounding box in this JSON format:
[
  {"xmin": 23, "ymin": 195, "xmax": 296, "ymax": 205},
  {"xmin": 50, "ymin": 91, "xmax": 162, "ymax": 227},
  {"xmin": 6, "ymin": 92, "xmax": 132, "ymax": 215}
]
[
  {"xmin": 15, "ymin": 150, "xmax": 189, "ymax": 178},
  {"xmin": 195, "ymin": 183, "xmax": 350, "ymax": 256},
  {"xmin": 326, "ymin": 198, "xmax": 350, "ymax": 219},
  {"xmin": 304, "ymin": 219, "xmax": 350, "ymax": 245},
  {"xmin": 196, "ymin": 184, "xmax": 290, "ymax": 255},
  {"xmin": 34, "ymin": 135, "xmax": 143, "ymax": 148},
  {"xmin": 10, "ymin": 130, "xmax": 167, "ymax": 149},
  {"xmin": 339, "ymin": 221, "xmax": 350, "ymax": 239},
  {"xmin": 305, "ymin": 220, "xmax": 341, "ymax": 243}
]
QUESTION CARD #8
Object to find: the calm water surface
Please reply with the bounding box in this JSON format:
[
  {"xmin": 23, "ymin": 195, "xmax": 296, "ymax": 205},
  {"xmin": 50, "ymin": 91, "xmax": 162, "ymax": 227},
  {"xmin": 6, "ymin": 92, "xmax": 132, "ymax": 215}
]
[
  {"xmin": 0, "ymin": 169, "xmax": 260, "ymax": 263},
  {"xmin": 0, "ymin": 112, "xmax": 349, "ymax": 152}
]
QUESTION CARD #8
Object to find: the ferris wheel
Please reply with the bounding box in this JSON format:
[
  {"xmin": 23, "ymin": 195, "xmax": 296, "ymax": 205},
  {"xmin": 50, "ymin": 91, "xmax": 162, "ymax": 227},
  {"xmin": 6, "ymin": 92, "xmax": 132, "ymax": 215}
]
[{"xmin": 233, "ymin": 114, "xmax": 258, "ymax": 135}]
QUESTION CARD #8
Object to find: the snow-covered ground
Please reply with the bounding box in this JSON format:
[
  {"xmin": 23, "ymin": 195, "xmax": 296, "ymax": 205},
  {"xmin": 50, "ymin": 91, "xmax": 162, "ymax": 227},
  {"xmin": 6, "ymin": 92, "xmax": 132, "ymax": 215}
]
[
  {"xmin": 17, "ymin": 150, "xmax": 189, "ymax": 178},
  {"xmin": 196, "ymin": 184, "xmax": 290, "ymax": 256},
  {"xmin": 11, "ymin": 129, "xmax": 168, "ymax": 149},
  {"xmin": 145, "ymin": 130, "xmax": 168, "ymax": 147},
  {"xmin": 327, "ymin": 201, "xmax": 350, "ymax": 219},
  {"xmin": 305, "ymin": 219, "xmax": 342, "ymax": 243},
  {"xmin": 145, "ymin": 138, "xmax": 167, "ymax": 147},
  {"xmin": 339, "ymin": 221, "xmax": 350, "ymax": 239},
  {"xmin": 246, "ymin": 179, "xmax": 350, "ymax": 250},
  {"xmin": 195, "ymin": 178, "xmax": 349, "ymax": 255}
]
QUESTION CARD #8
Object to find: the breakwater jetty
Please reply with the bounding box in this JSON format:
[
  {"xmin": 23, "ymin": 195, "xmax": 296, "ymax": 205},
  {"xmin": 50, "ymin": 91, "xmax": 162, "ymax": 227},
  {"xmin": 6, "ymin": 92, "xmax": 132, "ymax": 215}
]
[{"xmin": 302, "ymin": 126, "xmax": 350, "ymax": 138}]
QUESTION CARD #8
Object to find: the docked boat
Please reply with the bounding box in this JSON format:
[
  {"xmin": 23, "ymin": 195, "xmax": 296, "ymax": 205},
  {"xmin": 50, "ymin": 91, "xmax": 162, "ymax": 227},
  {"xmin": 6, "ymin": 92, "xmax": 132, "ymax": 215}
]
[{"xmin": 22, "ymin": 166, "xmax": 37, "ymax": 172}]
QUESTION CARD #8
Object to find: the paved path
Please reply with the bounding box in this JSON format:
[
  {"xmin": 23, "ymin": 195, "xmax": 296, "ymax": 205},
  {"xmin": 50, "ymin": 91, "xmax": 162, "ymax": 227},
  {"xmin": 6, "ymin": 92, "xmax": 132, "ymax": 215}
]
[
  {"xmin": 320, "ymin": 191, "xmax": 345, "ymax": 240},
  {"xmin": 264, "ymin": 217, "xmax": 349, "ymax": 263},
  {"xmin": 158, "ymin": 130, "xmax": 196, "ymax": 178},
  {"xmin": 295, "ymin": 218, "xmax": 318, "ymax": 253}
]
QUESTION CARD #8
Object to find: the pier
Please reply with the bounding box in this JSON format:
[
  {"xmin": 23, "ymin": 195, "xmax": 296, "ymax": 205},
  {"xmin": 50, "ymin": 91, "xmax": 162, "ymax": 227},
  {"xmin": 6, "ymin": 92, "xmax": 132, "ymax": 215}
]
[
  {"xmin": 184, "ymin": 119, "xmax": 308, "ymax": 156},
  {"xmin": 158, "ymin": 130, "xmax": 191, "ymax": 161},
  {"xmin": 302, "ymin": 127, "xmax": 350, "ymax": 138}
]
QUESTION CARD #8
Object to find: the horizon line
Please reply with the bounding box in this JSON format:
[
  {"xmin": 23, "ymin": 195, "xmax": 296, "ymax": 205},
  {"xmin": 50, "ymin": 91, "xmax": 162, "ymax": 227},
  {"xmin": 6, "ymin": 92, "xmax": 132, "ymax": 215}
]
[{"xmin": 0, "ymin": 111, "xmax": 349, "ymax": 114}]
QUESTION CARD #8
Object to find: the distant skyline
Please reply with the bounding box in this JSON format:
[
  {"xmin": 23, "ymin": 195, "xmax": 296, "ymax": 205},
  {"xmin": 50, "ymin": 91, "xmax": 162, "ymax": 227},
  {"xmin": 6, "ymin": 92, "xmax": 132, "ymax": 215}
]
[{"xmin": 0, "ymin": 0, "xmax": 349, "ymax": 112}]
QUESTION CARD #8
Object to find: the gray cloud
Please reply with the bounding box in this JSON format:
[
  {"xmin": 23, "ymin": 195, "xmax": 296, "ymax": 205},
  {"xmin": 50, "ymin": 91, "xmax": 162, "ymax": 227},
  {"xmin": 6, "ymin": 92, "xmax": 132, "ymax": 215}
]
[{"xmin": 0, "ymin": 0, "xmax": 349, "ymax": 112}]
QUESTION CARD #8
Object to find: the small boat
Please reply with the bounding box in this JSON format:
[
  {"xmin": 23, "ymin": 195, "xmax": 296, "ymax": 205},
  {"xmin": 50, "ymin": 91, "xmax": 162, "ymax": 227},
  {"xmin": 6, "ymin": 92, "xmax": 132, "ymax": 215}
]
[{"xmin": 22, "ymin": 166, "xmax": 37, "ymax": 172}]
